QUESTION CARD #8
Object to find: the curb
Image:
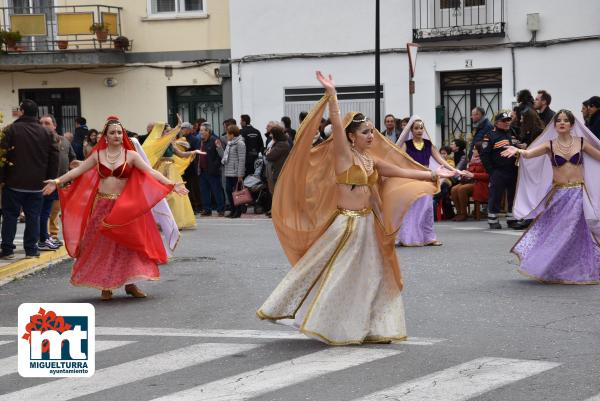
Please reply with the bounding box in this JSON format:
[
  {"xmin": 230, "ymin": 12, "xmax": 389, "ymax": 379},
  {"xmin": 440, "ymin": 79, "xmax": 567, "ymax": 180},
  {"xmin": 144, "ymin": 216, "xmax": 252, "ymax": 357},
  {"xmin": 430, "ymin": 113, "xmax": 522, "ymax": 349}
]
[{"xmin": 0, "ymin": 247, "xmax": 69, "ymax": 287}]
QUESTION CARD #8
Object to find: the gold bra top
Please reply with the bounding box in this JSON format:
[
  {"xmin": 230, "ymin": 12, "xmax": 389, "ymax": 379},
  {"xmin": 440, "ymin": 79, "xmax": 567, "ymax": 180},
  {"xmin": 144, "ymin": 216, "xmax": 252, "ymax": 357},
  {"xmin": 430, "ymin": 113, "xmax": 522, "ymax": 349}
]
[{"xmin": 336, "ymin": 164, "xmax": 378, "ymax": 187}]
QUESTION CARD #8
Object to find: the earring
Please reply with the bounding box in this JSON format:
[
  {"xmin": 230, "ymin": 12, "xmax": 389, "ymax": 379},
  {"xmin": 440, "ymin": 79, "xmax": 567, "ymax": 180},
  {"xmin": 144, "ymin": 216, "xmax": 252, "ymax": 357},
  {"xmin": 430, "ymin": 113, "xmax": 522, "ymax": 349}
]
[{"xmin": 351, "ymin": 140, "xmax": 355, "ymax": 149}]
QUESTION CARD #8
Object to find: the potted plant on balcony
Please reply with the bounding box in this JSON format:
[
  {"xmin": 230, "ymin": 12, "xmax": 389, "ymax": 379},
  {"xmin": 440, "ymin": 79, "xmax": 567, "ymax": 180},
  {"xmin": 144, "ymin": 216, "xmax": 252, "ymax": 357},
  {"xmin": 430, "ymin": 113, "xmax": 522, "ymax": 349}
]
[
  {"xmin": 90, "ymin": 22, "xmax": 109, "ymax": 43},
  {"xmin": 1, "ymin": 30, "xmax": 22, "ymax": 51},
  {"xmin": 113, "ymin": 36, "xmax": 130, "ymax": 51},
  {"xmin": 57, "ymin": 39, "xmax": 69, "ymax": 50}
]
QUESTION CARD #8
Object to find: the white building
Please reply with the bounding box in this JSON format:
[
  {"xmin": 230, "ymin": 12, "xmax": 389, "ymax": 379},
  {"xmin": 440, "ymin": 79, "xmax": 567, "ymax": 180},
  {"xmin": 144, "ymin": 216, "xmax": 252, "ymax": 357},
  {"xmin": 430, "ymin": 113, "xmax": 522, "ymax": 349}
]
[{"xmin": 229, "ymin": 0, "xmax": 600, "ymax": 145}]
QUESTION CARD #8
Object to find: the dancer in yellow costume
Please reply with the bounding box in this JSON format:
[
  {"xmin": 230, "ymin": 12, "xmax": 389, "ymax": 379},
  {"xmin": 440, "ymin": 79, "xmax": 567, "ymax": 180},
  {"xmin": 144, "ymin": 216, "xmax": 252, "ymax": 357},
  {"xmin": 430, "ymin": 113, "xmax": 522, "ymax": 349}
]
[
  {"xmin": 257, "ymin": 72, "xmax": 455, "ymax": 345},
  {"xmin": 142, "ymin": 119, "xmax": 202, "ymax": 229}
]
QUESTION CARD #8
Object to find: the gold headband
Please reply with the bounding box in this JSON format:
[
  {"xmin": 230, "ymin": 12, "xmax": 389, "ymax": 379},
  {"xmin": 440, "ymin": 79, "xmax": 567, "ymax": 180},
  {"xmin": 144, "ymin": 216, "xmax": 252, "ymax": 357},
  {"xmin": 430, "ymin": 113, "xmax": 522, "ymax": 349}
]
[{"xmin": 352, "ymin": 116, "xmax": 367, "ymax": 123}]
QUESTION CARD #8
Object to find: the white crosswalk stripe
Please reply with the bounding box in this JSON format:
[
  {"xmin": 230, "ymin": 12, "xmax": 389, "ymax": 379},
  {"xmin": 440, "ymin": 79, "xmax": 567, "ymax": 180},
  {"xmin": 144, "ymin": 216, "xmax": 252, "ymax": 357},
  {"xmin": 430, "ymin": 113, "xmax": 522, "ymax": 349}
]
[
  {"xmin": 151, "ymin": 347, "xmax": 402, "ymax": 401},
  {"xmin": 352, "ymin": 357, "xmax": 560, "ymax": 401},
  {"xmin": 0, "ymin": 342, "xmax": 259, "ymax": 401},
  {"xmin": 0, "ymin": 340, "xmax": 134, "ymax": 378},
  {"xmin": 584, "ymin": 394, "xmax": 600, "ymax": 401}
]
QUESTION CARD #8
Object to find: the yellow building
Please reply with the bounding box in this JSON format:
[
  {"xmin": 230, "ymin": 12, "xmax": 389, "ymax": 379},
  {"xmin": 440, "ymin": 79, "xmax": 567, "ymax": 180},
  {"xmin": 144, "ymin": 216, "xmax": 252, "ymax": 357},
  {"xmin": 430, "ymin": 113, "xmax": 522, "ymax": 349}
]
[{"xmin": 0, "ymin": 0, "xmax": 231, "ymax": 135}]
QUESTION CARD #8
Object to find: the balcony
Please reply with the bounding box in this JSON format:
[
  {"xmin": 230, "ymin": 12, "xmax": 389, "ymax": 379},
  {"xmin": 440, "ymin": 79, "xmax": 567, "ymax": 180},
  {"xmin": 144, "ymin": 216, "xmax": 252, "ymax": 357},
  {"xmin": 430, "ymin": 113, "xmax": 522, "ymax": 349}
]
[
  {"xmin": 0, "ymin": 4, "xmax": 127, "ymax": 67},
  {"xmin": 412, "ymin": 0, "xmax": 505, "ymax": 42}
]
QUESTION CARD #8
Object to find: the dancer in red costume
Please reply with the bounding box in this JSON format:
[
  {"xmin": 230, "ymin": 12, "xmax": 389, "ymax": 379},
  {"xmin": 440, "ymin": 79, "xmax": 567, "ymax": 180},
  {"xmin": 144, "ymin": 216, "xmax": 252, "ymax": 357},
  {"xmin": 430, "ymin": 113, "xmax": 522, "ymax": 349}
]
[{"xmin": 42, "ymin": 116, "xmax": 189, "ymax": 300}]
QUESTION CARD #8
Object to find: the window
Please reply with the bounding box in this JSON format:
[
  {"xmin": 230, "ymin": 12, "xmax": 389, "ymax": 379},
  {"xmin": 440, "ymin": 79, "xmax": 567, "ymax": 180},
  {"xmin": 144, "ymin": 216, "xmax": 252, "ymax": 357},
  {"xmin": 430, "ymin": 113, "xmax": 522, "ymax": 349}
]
[
  {"xmin": 149, "ymin": 0, "xmax": 204, "ymax": 16},
  {"xmin": 440, "ymin": 0, "xmax": 485, "ymax": 8}
]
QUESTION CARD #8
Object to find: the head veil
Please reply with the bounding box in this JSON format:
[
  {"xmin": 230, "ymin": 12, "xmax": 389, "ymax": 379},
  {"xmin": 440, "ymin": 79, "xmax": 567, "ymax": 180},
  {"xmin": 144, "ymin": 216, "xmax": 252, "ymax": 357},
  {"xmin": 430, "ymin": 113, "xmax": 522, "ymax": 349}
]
[
  {"xmin": 58, "ymin": 116, "xmax": 172, "ymax": 264},
  {"xmin": 272, "ymin": 95, "xmax": 438, "ymax": 291},
  {"xmin": 395, "ymin": 115, "xmax": 440, "ymax": 170},
  {"xmin": 514, "ymin": 113, "xmax": 600, "ymax": 238},
  {"xmin": 141, "ymin": 122, "xmax": 182, "ymax": 168}
]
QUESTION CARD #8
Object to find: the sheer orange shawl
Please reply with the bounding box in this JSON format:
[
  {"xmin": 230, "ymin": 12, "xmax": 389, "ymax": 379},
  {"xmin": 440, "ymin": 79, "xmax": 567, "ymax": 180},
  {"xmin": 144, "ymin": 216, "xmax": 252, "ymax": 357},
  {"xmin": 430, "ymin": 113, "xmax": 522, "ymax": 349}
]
[{"xmin": 272, "ymin": 95, "xmax": 439, "ymax": 291}]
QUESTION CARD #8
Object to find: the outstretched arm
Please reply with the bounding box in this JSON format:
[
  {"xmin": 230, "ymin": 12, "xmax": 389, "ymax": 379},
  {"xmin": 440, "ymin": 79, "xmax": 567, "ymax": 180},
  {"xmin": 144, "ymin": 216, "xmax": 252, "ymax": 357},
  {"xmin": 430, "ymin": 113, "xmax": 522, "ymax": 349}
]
[
  {"xmin": 583, "ymin": 139, "xmax": 600, "ymax": 161},
  {"xmin": 375, "ymin": 158, "xmax": 454, "ymax": 181},
  {"xmin": 431, "ymin": 145, "xmax": 460, "ymax": 172},
  {"xmin": 316, "ymin": 71, "xmax": 352, "ymax": 168},
  {"xmin": 42, "ymin": 152, "xmax": 98, "ymax": 195},
  {"xmin": 128, "ymin": 151, "xmax": 189, "ymax": 195},
  {"xmin": 501, "ymin": 142, "xmax": 549, "ymax": 159}
]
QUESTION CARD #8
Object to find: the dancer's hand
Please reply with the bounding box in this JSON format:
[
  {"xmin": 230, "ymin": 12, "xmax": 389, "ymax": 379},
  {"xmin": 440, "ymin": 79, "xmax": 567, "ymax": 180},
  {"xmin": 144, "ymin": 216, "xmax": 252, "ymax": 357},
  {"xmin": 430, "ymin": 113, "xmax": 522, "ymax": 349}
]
[
  {"xmin": 195, "ymin": 149, "xmax": 207, "ymax": 155},
  {"xmin": 176, "ymin": 113, "xmax": 183, "ymax": 127},
  {"xmin": 501, "ymin": 146, "xmax": 519, "ymax": 158},
  {"xmin": 42, "ymin": 179, "xmax": 57, "ymax": 196},
  {"xmin": 436, "ymin": 166, "xmax": 455, "ymax": 178},
  {"xmin": 316, "ymin": 71, "xmax": 336, "ymax": 95},
  {"xmin": 462, "ymin": 171, "xmax": 475, "ymax": 179},
  {"xmin": 173, "ymin": 182, "xmax": 189, "ymax": 196}
]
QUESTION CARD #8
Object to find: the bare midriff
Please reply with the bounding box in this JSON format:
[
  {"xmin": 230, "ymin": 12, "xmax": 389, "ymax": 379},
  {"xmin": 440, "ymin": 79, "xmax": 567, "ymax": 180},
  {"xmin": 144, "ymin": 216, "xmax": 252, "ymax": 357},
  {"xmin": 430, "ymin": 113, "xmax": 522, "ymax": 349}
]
[
  {"xmin": 336, "ymin": 183, "xmax": 372, "ymax": 210},
  {"xmin": 98, "ymin": 176, "xmax": 128, "ymax": 195},
  {"xmin": 552, "ymin": 164, "xmax": 584, "ymax": 185}
]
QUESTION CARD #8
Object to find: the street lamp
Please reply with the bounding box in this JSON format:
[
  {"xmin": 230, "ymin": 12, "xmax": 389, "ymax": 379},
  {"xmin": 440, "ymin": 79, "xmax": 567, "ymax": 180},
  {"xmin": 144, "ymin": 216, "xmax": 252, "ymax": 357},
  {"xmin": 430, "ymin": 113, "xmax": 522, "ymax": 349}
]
[{"xmin": 374, "ymin": 0, "xmax": 381, "ymax": 131}]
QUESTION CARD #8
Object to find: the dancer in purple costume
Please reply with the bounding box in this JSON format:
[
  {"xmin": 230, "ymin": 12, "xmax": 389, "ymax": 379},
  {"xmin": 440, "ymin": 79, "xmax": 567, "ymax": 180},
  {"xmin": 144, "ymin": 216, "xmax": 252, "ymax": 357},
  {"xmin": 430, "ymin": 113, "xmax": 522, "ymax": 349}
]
[
  {"xmin": 502, "ymin": 110, "xmax": 600, "ymax": 284},
  {"xmin": 395, "ymin": 116, "xmax": 462, "ymax": 246}
]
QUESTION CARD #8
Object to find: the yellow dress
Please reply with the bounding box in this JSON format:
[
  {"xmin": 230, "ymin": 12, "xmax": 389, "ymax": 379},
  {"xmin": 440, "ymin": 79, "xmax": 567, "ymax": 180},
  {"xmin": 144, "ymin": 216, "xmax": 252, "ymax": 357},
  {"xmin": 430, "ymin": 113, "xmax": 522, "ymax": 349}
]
[{"xmin": 142, "ymin": 123, "xmax": 196, "ymax": 230}]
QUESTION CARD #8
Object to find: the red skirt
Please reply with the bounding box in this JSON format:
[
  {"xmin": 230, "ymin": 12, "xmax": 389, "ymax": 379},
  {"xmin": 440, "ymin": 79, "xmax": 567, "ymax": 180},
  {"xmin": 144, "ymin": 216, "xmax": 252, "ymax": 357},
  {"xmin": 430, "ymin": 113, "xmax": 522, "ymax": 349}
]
[{"xmin": 70, "ymin": 194, "xmax": 160, "ymax": 290}]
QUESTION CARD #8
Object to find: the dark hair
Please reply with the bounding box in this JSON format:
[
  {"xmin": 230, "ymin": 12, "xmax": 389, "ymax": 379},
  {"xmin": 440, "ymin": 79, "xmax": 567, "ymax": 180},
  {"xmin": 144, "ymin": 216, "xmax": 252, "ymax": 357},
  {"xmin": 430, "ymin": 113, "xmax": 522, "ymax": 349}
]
[
  {"xmin": 473, "ymin": 106, "xmax": 486, "ymax": 116},
  {"xmin": 583, "ymin": 100, "xmax": 590, "ymax": 107},
  {"xmin": 474, "ymin": 141, "xmax": 484, "ymax": 154},
  {"xmin": 240, "ymin": 114, "xmax": 251, "ymax": 125},
  {"xmin": 75, "ymin": 116, "xmax": 87, "ymax": 125},
  {"xmin": 299, "ymin": 111, "xmax": 308, "ymax": 123},
  {"xmin": 223, "ymin": 118, "xmax": 237, "ymax": 128},
  {"xmin": 440, "ymin": 145, "xmax": 452, "ymax": 154},
  {"xmin": 516, "ymin": 89, "xmax": 534, "ymax": 105},
  {"xmin": 345, "ymin": 113, "xmax": 367, "ymax": 135},
  {"xmin": 537, "ymin": 90, "xmax": 552, "ymax": 106},
  {"xmin": 227, "ymin": 124, "xmax": 241, "ymax": 137},
  {"xmin": 384, "ymin": 114, "xmax": 395, "ymax": 121},
  {"xmin": 451, "ymin": 138, "xmax": 466, "ymax": 152},
  {"xmin": 87, "ymin": 128, "xmax": 99, "ymax": 144},
  {"xmin": 40, "ymin": 114, "xmax": 56, "ymax": 126},
  {"xmin": 553, "ymin": 109, "xmax": 575, "ymax": 126},
  {"xmin": 271, "ymin": 126, "xmax": 287, "ymax": 142},
  {"xmin": 19, "ymin": 99, "xmax": 38, "ymax": 117},
  {"xmin": 195, "ymin": 118, "xmax": 206, "ymax": 125},
  {"xmin": 521, "ymin": 107, "xmax": 545, "ymax": 136},
  {"xmin": 281, "ymin": 116, "xmax": 292, "ymax": 129},
  {"xmin": 588, "ymin": 96, "xmax": 600, "ymax": 109}
]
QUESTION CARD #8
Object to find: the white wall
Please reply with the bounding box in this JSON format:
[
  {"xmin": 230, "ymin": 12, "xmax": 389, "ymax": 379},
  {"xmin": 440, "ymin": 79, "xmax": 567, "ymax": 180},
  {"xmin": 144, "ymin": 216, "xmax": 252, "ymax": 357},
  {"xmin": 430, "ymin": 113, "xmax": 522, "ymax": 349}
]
[{"xmin": 230, "ymin": 0, "xmax": 600, "ymax": 145}]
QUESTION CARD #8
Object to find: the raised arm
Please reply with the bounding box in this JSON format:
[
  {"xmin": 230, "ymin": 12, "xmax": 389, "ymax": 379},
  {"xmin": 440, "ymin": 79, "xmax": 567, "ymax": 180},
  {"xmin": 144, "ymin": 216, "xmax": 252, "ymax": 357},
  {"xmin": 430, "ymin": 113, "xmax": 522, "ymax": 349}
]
[
  {"xmin": 501, "ymin": 142, "xmax": 549, "ymax": 159},
  {"xmin": 42, "ymin": 151, "xmax": 98, "ymax": 195},
  {"xmin": 316, "ymin": 71, "xmax": 352, "ymax": 170},
  {"xmin": 582, "ymin": 139, "xmax": 600, "ymax": 161}
]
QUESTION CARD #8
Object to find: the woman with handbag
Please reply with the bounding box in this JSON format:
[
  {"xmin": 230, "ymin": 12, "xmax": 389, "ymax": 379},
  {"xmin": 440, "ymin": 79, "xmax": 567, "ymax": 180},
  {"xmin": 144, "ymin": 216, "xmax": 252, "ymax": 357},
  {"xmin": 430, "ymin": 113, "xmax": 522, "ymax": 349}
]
[
  {"xmin": 257, "ymin": 72, "xmax": 455, "ymax": 345},
  {"xmin": 222, "ymin": 124, "xmax": 246, "ymax": 218}
]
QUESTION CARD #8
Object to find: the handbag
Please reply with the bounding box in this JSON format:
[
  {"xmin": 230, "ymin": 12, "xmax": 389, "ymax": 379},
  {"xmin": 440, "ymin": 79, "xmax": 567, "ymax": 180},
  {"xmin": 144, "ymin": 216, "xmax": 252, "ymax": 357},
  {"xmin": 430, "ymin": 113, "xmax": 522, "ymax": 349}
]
[{"xmin": 232, "ymin": 181, "xmax": 253, "ymax": 206}]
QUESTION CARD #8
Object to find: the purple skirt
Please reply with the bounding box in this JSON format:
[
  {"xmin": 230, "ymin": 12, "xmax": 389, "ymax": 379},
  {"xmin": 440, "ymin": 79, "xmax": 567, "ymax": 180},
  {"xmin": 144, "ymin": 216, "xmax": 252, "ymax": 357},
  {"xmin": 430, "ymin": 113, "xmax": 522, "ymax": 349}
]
[
  {"xmin": 396, "ymin": 195, "xmax": 437, "ymax": 246},
  {"xmin": 512, "ymin": 185, "xmax": 600, "ymax": 284}
]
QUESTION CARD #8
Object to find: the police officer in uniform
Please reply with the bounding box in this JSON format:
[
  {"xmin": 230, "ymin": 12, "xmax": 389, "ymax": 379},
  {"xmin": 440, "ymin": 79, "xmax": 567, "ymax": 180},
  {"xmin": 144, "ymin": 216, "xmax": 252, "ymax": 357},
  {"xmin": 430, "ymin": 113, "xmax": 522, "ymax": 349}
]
[{"xmin": 481, "ymin": 111, "xmax": 521, "ymax": 229}]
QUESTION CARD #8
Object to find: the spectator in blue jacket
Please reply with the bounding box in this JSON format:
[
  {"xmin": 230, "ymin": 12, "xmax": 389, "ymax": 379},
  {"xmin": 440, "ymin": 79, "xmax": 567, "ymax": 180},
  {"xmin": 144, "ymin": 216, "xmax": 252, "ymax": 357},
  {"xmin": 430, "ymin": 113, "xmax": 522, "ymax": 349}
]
[{"xmin": 468, "ymin": 106, "xmax": 493, "ymax": 159}]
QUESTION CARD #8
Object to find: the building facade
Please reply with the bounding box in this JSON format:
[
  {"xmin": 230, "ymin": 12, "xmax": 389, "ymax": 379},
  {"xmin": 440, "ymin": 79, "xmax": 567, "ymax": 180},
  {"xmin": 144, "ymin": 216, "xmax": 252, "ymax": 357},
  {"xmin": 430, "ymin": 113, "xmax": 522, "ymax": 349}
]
[
  {"xmin": 229, "ymin": 0, "xmax": 600, "ymax": 144},
  {"xmin": 0, "ymin": 0, "xmax": 231, "ymax": 134}
]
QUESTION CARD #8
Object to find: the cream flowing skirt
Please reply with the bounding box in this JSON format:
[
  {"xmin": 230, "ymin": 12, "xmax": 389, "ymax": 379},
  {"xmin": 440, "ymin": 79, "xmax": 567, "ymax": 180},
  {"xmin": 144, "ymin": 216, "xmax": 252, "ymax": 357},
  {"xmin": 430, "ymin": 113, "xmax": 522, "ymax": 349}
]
[{"xmin": 257, "ymin": 209, "xmax": 407, "ymax": 345}]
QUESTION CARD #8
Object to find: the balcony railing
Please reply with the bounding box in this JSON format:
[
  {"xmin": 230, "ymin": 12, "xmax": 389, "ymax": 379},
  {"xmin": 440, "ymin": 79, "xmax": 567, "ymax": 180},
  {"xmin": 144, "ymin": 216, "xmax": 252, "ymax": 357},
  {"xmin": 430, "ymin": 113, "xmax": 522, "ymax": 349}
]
[
  {"xmin": 0, "ymin": 4, "xmax": 127, "ymax": 53},
  {"xmin": 412, "ymin": 0, "xmax": 505, "ymax": 42}
]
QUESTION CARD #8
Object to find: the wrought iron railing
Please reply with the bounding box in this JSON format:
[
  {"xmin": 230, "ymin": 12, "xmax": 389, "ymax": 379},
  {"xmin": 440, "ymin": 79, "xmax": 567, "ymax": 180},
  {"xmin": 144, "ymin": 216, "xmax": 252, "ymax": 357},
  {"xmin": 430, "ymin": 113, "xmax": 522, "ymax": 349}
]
[
  {"xmin": 413, "ymin": 0, "xmax": 505, "ymax": 42},
  {"xmin": 0, "ymin": 4, "xmax": 127, "ymax": 53}
]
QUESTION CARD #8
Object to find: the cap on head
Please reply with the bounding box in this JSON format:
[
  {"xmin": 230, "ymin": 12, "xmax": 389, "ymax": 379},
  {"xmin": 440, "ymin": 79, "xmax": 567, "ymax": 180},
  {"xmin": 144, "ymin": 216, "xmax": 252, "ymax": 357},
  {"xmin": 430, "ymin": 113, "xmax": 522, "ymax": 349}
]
[{"xmin": 494, "ymin": 111, "xmax": 511, "ymax": 122}]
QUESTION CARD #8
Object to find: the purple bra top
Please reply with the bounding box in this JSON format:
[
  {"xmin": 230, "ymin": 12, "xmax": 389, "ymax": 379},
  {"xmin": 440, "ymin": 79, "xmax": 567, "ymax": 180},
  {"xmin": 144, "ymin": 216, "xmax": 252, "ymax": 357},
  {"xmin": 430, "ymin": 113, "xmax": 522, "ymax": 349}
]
[{"xmin": 550, "ymin": 138, "xmax": 584, "ymax": 167}]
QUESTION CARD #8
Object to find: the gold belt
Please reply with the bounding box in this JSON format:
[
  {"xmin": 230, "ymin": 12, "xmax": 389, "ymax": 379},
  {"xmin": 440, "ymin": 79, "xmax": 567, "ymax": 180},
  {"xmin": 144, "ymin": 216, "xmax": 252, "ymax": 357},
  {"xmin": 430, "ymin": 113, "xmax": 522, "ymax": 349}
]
[
  {"xmin": 338, "ymin": 207, "xmax": 372, "ymax": 217},
  {"xmin": 96, "ymin": 192, "xmax": 120, "ymax": 200},
  {"xmin": 553, "ymin": 181, "xmax": 583, "ymax": 189}
]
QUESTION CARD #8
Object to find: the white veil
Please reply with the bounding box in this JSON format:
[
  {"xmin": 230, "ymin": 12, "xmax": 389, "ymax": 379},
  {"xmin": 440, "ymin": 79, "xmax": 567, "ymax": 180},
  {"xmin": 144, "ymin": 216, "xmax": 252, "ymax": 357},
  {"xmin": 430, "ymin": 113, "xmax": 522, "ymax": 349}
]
[
  {"xmin": 514, "ymin": 114, "xmax": 600, "ymax": 238},
  {"xmin": 395, "ymin": 115, "xmax": 440, "ymax": 170}
]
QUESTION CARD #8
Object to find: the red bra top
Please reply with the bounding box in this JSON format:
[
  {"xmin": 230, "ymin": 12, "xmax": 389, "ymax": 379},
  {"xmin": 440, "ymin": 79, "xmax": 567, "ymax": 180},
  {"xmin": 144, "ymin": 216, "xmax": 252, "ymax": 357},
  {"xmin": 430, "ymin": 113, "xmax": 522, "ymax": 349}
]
[{"xmin": 97, "ymin": 149, "xmax": 133, "ymax": 179}]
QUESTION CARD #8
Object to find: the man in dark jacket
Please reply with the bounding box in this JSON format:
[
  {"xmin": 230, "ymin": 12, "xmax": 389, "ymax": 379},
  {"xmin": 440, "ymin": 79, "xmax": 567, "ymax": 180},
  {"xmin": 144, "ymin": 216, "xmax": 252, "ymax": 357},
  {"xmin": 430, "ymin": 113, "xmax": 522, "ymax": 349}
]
[
  {"xmin": 534, "ymin": 89, "xmax": 555, "ymax": 127},
  {"xmin": 198, "ymin": 123, "xmax": 225, "ymax": 216},
  {"xmin": 468, "ymin": 107, "xmax": 493, "ymax": 160},
  {"xmin": 72, "ymin": 116, "xmax": 88, "ymax": 160},
  {"xmin": 0, "ymin": 100, "xmax": 59, "ymax": 258},
  {"xmin": 240, "ymin": 114, "xmax": 264, "ymax": 177},
  {"xmin": 587, "ymin": 96, "xmax": 600, "ymax": 140},
  {"xmin": 182, "ymin": 121, "xmax": 202, "ymax": 213},
  {"xmin": 481, "ymin": 111, "xmax": 520, "ymax": 230}
]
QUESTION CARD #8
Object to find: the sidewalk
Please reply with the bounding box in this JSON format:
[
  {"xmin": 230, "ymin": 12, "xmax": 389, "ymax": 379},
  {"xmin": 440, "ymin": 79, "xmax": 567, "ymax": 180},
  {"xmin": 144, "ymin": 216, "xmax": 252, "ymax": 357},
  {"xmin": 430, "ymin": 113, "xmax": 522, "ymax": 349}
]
[{"xmin": 0, "ymin": 222, "xmax": 69, "ymax": 286}]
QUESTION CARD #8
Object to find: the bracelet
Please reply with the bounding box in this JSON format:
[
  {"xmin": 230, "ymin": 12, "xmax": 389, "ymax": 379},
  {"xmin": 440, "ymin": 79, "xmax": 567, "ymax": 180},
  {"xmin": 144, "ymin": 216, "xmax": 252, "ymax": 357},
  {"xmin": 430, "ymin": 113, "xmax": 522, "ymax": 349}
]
[
  {"xmin": 54, "ymin": 178, "xmax": 61, "ymax": 186},
  {"xmin": 430, "ymin": 171, "xmax": 438, "ymax": 181}
]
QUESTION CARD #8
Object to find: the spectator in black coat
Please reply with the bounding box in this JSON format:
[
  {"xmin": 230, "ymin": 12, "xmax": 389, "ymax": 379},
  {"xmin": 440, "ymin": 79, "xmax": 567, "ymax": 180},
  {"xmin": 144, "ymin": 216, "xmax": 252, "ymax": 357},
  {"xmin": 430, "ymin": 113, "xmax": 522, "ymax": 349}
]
[
  {"xmin": 240, "ymin": 114, "xmax": 264, "ymax": 177},
  {"xmin": 0, "ymin": 99, "xmax": 59, "ymax": 258},
  {"xmin": 72, "ymin": 116, "xmax": 88, "ymax": 160},
  {"xmin": 198, "ymin": 123, "xmax": 225, "ymax": 216},
  {"xmin": 587, "ymin": 96, "xmax": 600, "ymax": 140},
  {"xmin": 534, "ymin": 90, "xmax": 555, "ymax": 127},
  {"xmin": 468, "ymin": 107, "xmax": 493, "ymax": 159}
]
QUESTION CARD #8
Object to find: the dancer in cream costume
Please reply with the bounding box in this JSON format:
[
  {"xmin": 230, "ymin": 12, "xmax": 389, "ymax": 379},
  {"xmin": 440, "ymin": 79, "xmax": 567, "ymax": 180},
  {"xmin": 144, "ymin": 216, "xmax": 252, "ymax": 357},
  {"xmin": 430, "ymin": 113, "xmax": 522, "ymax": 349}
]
[{"xmin": 257, "ymin": 72, "xmax": 454, "ymax": 345}]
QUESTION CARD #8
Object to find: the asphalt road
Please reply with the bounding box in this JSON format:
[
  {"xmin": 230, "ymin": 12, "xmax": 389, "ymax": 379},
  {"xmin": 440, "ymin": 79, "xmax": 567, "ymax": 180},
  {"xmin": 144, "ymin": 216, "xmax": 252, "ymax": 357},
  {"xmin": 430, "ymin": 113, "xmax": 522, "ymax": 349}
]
[{"xmin": 0, "ymin": 216, "xmax": 599, "ymax": 400}]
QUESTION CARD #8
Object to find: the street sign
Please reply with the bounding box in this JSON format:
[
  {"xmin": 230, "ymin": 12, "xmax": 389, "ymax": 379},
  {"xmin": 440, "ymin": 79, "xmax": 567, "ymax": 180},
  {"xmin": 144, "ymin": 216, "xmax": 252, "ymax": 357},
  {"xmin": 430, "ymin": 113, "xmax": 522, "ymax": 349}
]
[{"xmin": 407, "ymin": 43, "xmax": 419, "ymax": 78}]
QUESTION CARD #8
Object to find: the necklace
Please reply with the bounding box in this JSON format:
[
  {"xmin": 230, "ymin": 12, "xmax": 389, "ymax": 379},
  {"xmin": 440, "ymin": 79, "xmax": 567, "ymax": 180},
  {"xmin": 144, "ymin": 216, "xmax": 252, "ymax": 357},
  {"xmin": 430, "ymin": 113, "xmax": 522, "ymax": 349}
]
[
  {"xmin": 413, "ymin": 139, "xmax": 425, "ymax": 151},
  {"xmin": 556, "ymin": 135, "xmax": 574, "ymax": 153},
  {"xmin": 352, "ymin": 148, "xmax": 374, "ymax": 174},
  {"xmin": 105, "ymin": 147, "xmax": 123, "ymax": 165}
]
